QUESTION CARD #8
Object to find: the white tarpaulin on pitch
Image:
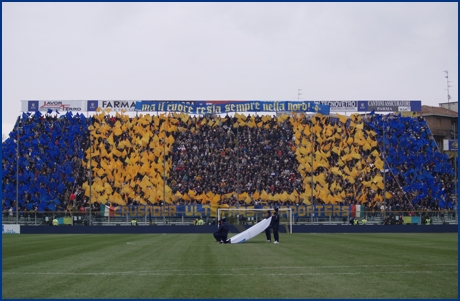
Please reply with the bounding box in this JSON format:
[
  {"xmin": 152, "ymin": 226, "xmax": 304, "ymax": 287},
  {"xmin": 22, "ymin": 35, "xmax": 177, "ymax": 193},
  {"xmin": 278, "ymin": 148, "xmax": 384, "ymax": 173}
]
[{"xmin": 229, "ymin": 217, "xmax": 271, "ymax": 244}]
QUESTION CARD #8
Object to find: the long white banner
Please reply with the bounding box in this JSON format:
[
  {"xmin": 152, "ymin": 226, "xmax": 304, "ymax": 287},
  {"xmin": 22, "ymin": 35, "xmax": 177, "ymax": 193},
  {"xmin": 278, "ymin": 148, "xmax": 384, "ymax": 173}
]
[{"xmin": 228, "ymin": 217, "xmax": 271, "ymax": 244}]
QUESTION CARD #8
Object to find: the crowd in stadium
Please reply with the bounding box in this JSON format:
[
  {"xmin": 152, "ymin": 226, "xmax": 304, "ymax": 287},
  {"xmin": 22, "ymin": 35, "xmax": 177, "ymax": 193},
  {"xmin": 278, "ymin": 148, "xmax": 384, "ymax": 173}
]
[
  {"xmin": 367, "ymin": 114, "xmax": 456, "ymax": 211},
  {"xmin": 168, "ymin": 114, "xmax": 303, "ymax": 207},
  {"xmin": 1, "ymin": 109, "xmax": 457, "ymax": 218},
  {"xmin": 2, "ymin": 110, "xmax": 90, "ymax": 215}
]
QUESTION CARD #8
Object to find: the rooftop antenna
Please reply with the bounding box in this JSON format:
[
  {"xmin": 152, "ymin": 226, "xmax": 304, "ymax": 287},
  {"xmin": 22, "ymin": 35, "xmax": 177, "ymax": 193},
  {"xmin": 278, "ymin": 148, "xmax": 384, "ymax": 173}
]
[
  {"xmin": 444, "ymin": 70, "xmax": 453, "ymax": 103},
  {"xmin": 298, "ymin": 89, "xmax": 303, "ymax": 101}
]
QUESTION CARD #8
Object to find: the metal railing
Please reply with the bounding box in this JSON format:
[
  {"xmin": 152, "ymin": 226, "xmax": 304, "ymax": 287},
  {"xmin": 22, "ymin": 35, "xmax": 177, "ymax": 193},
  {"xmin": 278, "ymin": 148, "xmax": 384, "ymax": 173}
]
[
  {"xmin": 1, "ymin": 211, "xmax": 215, "ymax": 226},
  {"xmin": 2, "ymin": 210, "xmax": 457, "ymax": 226},
  {"xmin": 295, "ymin": 210, "xmax": 458, "ymax": 225}
]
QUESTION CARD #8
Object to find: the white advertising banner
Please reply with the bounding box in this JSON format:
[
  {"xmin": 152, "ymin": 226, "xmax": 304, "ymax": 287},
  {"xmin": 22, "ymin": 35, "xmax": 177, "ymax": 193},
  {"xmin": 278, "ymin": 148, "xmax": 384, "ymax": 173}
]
[
  {"xmin": 21, "ymin": 100, "xmax": 85, "ymax": 113},
  {"xmin": 315, "ymin": 101, "xmax": 358, "ymax": 112},
  {"xmin": 100, "ymin": 100, "xmax": 138, "ymax": 112},
  {"xmin": 2, "ymin": 224, "xmax": 20, "ymax": 234}
]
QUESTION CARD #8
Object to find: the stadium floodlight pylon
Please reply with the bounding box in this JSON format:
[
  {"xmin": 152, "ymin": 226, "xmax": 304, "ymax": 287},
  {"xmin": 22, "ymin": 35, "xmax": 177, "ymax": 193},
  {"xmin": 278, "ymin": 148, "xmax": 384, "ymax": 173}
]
[{"xmin": 217, "ymin": 207, "xmax": 293, "ymax": 234}]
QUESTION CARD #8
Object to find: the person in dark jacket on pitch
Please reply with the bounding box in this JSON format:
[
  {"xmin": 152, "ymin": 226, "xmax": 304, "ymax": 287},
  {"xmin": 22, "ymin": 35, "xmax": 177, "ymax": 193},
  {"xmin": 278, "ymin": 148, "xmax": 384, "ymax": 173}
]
[
  {"xmin": 213, "ymin": 218, "xmax": 230, "ymax": 244},
  {"xmin": 265, "ymin": 210, "xmax": 273, "ymax": 242},
  {"xmin": 271, "ymin": 207, "xmax": 280, "ymax": 244}
]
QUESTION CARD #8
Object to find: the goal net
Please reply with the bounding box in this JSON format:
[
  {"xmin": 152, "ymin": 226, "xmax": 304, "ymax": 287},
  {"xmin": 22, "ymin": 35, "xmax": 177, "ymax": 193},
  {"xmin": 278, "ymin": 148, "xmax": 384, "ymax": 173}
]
[{"xmin": 217, "ymin": 208, "xmax": 293, "ymax": 234}]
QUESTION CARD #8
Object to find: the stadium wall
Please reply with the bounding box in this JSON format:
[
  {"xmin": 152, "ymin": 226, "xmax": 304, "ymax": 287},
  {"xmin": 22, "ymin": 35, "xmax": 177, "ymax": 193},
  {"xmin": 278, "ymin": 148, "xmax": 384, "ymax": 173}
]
[{"xmin": 18, "ymin": 224, "xmax": 458, "ymax": 234}]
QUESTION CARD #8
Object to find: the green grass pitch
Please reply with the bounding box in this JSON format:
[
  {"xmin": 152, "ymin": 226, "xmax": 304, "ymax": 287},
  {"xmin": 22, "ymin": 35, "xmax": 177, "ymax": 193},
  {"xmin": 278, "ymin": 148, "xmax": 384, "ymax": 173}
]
[{"xmin": 2, "ymin": 233, "xmax": 457, "ymax": 299}]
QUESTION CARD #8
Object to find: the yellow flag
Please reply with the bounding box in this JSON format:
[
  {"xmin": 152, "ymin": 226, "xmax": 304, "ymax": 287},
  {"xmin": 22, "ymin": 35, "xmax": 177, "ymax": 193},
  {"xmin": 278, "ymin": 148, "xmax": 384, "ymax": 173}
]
[
  {"xmin": 375, "ymin": 158, "xmax": 384, "ymax": 170},
  {"xmin": 361, "ymin": 181, "xmax": 372, "ymax": 187},
  {"xmin": 363, "ymin": 143, "xmax": 372, "ymax": 151},
  {"xmin": 338, "ymin": 115, "xmax": 348, "ymax": 124},
  {"xmin": 260, "ymin": 190, "xmax": 269, "ymax": 201},
  {"xmin": 279, "ymin": 192, "xmax": 288, "ymax": 202},
  {"xmin": 211, "ymin": 194, "xmax": 221, "ymax": 204},
  {"xmin": 351, "ymin": 153, "xmax": 361, "ymax": 160},
  {"xmin": 222, "ymin": 192, "xmax": 233, "ymax": 200},
  {"xmin": 238, "ymin": 192, "xmax": 249, "ymax": 201},
  {"xmin": 330, "ymin": 167, "xmax": 342, "ymax": 175},
  {"xmin": 337, "ymin": 158, "xmax": 345, "ymax": 167},
  {"xmin": 371, "ymin": 149, "xmax": 380, "ymax": 158},
  {"xmin": 302, "ymin": 197, "xmax": 311, "ymax": 205},
  {"xmin": 244, "ymin": 196, "xmax": 252, "ymax": 204}
]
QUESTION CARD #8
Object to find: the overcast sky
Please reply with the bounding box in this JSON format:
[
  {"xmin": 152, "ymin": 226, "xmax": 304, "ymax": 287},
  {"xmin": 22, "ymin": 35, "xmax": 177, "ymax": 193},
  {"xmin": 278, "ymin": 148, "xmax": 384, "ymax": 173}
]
[{"xmin": 2, "ymin": 2, "xmax": 458, "ymax": 137}]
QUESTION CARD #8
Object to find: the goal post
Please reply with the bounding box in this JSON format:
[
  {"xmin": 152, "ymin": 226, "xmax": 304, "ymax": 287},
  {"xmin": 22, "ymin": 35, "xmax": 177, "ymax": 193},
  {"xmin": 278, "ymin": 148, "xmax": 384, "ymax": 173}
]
[{"xmin": 217, "ymin": 208, "xmax": 293, "ymax": 234}]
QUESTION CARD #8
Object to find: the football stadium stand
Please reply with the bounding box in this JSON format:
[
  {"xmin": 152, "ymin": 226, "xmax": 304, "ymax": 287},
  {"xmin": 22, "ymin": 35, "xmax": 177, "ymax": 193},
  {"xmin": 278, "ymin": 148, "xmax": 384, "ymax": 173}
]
[{"xmin": 2, "ymin": 110, "xmax": 457, "ymax": 225}]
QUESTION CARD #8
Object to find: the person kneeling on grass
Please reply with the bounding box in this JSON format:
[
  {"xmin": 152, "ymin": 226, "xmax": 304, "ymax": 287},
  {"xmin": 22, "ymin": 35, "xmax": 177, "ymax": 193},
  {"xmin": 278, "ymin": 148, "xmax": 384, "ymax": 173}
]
[{"xmin": 213, "ymin": 218, "xmax": 230, "ymax": 244}]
